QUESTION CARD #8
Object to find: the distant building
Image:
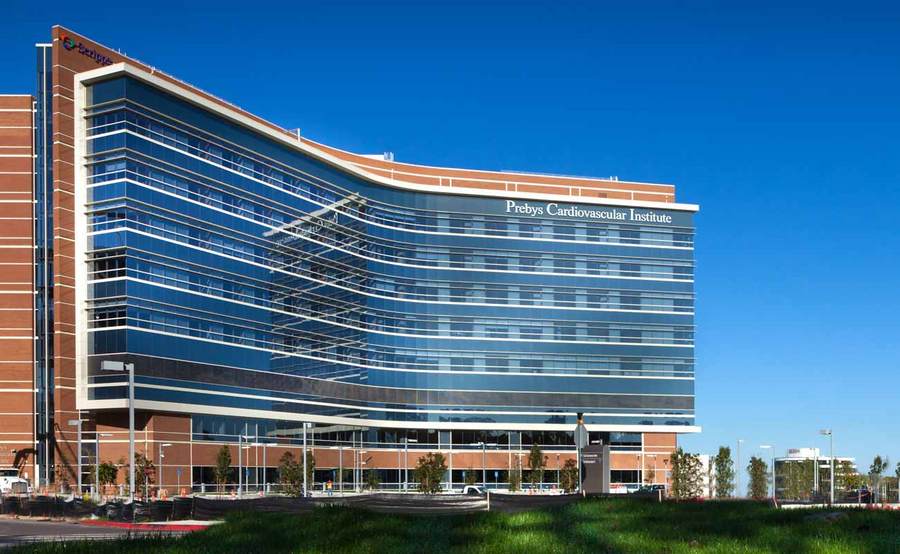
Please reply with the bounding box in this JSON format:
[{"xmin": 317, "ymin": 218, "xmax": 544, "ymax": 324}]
[
  {"xmin": 698, "ymin": 454, "xmax": 715, "ymax": 498},
  {"xmin": 775, "ymin": 448, "xmax": 856, "ymax": 500}
]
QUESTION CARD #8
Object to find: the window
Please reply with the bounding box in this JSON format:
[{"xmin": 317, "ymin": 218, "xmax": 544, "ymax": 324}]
[{"xmin": 610, "ymin": 470, "xmax": 641, "ymax": 484}]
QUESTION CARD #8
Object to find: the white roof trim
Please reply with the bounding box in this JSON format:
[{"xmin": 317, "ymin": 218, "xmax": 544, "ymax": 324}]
[{"xmin": 75, "ymin": 63, "xmax": 699, "ymax": 213}]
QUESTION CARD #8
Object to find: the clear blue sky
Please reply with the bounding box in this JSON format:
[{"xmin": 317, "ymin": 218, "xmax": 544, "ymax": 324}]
[{"xmin": 5, "ymin": 0, "xmax": 899, "ymax": 470}]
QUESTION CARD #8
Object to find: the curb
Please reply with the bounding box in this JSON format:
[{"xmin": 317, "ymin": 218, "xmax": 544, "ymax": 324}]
[{"xmin": 79, "ymin": 520, "xmax": 212, "ymax": 532}]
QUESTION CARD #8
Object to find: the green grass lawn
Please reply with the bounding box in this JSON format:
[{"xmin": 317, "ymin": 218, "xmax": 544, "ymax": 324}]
[{"xmin": 13, "ymin": 499, "xmax": 900, "ymax": 554}]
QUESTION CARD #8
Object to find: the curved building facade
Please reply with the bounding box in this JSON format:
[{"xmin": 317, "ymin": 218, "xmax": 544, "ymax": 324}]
[
  {"xmin": 2, "ymin": 26, "xmax": 698, "ymax": 492},
  {"xmin": 78, "ymin": 70, "xmax": 696, "ymax": 432}
]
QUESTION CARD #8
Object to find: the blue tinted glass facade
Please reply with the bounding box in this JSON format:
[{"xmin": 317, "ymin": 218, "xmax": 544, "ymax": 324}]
[
  {"xmin": 34, "ymin": 44, "xmax": 55, "ymax": 481},
  {"xmin": 83, "ymin": 75, "xmax": 695, "ymax": 430}
]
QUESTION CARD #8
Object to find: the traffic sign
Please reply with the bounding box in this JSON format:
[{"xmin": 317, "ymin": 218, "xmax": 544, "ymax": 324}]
[{"xmin": 575, "ymin": 423, "xmax": 588, "ymax": 449}]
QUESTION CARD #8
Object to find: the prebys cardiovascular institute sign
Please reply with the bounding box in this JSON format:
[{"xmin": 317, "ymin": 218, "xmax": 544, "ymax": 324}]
[{"xmin": 505, "ymin": 200, "xmax": 673, "ymax": 224}]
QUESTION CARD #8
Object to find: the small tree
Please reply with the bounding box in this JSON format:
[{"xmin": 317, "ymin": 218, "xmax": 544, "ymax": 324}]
[
  {"xmin": 278, "ymin": 451, "xmax": 315, "ymax": 496},
  {"xmin": 670, "ymin": 448, "xmax": 703, "ymax": 499},
  {"xmin": 465, "ymin": 468, "xmax": 477, "ymax": 486},
  {"xmin": 868, "ymin": 455, "xmax": 889, "ymax": 503},
  {"xmin": 128, "ymin": 453, "xmax": 155, "ymax": 498},
  {"xmin": 54, "ymin": 465, "xmax": 71, "ymax": 493},
  {"xmin": 844, "ymin": 471, "xmax": 867, "ymax": 502},
  {"xmin": 97, "ymin": 461, "xmax": 118, "ymax": 491},
  {"xmin": 527, "ymin": 444, "xmax": 546, "ymax": 489},
  {"xmin": 306, "ymin": 451, "xmax": 316, "ymax": 487},
  {"xmin": 713, "ymin": 446, "xmax": 735, "ymax": 498},
  {"xmin": 213, "ymin": 445, "xmax": 232, "ymax": 492},
  {"xmin": 747, "ymin": 456, "xmax": 768, "ymax": 500},
  {"xmin": 413, "ymin": 452, "xmax": 447, "ymax": 494},
  {"xmin": 644, "ymin": 465, "xmax": 656, "ymax": 485},
  {"xmin": 559, "ymin": 458, "xmax": 578, "ymax": 493},
  {"xmin": 508, "ymin": 458, "xmax": 522, "ymax": 492},
  {"xmin": 365, "ymin": 469, "xmax": 381, "ymax": 491}
]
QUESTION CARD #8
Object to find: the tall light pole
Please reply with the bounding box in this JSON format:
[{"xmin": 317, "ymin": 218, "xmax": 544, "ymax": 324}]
[
  {"xmin": 575, "ymin": 416, "xmax": 587, "ymax": 494},
  {"xmin": 760, "ymin": 445, "xmax": 775, "ymax": 501},
  {"xmin": 238, "ymin": 429, "xmax": 252, "ymax": 497},
  {"xmin": 100, "ymin": 361, "xmax": 135, "ymax": 501},
  {"xmin": 66, "ymin": 418, "xmax": 85, "ymax": 494},
  {"xmin": 737, "ymin": 439, "xmax": 744, "ymax": 497},
  {"xmin": 470, "ymin": 442, "xmax": 497, "ymax": 490},
  {"xmin": 329, "ymin": 445, "xmax": 342, "ymax": 494},
  {"xmin": 813, "ymin": 449, "xmax": 819, "ymax": 496},
  {"xmin": 556, "ymin": 453, "xmax": 560, "ymax": 489},
  {"xmin": 242, "ymin": 434, "xmax": 254, "ymax": 494},
  {"xmin": 482, "ymin": 442, "xmax": 487, "ymax": 489},
  {"xmin": 158, "ymin": 443, "xmax": 172, "ymax": 493},
  {"xmin": 647, "ymin": 454, "xmax": 658, "ymax": 485},
  {"xmin": 488, "ymin": 443, "xmax": 498, "ymax": 489},
  {"xmin": 262, "ymin": 442, "xmax": 268, "ymax": 495},
  {"xmin": 819, "ymin": 429, "xmax": 834, "ymax": 505},
  {"xmin": 405, "ymin": 437, "xmax": 418, "ymax": 492},
  {"xmin": 471, "ymin": 442, "xmax": 485, "ymax": 489},
  {"xmin": 358, "ymin": 449, "xmax": 367, "ymax": 493}
]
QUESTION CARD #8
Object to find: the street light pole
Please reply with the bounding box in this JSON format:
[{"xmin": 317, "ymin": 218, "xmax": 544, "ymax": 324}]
[
  {"xmin": 99, "ymin": 361, "xmax": 135, "ymax": 501},
  {"xmin": 405, "ymin": 437, "xmax": 418, "ymax": 492},
  {"xmin": 760, "ymin": 445, "xmax": 775, "ymax": 501},
  {"xmin": 158, "ymin": 442, "xmax": 172, "ymax": 494},
  {"xmin": 830, "ymin": 432, "xmax": 834, "ymax": 505},
  {"xmin": 814, "ymin": 450, "xmax": 819, "ymax": 496},
  {"xmin": 482, "ymin": 443, "xmax": 486, "ymax": 489},
  {"xmin": 354, "ymin": 437, "xmax": 360, "ymax": 493},
  {"xmin": 262, "ymin": 442, "xmax": 267, "ymax": 495},
  {"xmin": 647, "ymin": 454, "xmax": 658, "ymax": 485},
  {"xmin": 469, "ymin": 442, "xmax": 486, "ymax": 489},
  {"xmin": 737, "ymin": 439, "xmax": 744, "ymax": 497},
  {"xmin": 66, "ymin": 418, "xmax": 83, "ymax": 494},
  {"xmin": 557, "ymin": 454, "xmax": 560, "ymax": 489},
  {"xmin": 819, "ymin": 429, "xmax": 834, "ymax": 505},
  {"xmin": 94, "ymin": 431, "xmax": 99, "ymax": 498}
]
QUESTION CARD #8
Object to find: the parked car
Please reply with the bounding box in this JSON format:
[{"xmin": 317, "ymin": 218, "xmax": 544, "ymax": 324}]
[
  {"xmin": 461, "ymin": 485, "xmax": 484, "ymax": 495},
  {"xmin": 842, "ymin": 488, "xmax": 872, "ymax": 503}
]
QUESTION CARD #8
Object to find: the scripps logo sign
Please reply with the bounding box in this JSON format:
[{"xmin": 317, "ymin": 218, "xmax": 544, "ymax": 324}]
[
  {"xmin": 60, "ymin": 35, "xmax": 114, "ymax": 66},
  {"xmin": 505, "ymin": 200, "xmax": 673, "ymax": 224}
]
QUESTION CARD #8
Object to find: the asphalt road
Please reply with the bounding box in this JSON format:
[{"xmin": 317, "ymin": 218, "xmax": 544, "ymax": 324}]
[{"xmin": 0, "ymin": 519, "xmax": 181, "ymax": 547}]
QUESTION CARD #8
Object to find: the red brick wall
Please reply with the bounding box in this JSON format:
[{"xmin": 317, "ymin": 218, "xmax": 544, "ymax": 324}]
[{"xmin": 0, "ymin": 95, "xmax": 36, "ymax": 482}]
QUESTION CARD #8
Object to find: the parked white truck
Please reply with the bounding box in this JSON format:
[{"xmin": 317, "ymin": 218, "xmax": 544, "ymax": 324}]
[{"xmin": 0, "ymin": 468, "xmax": 30, "ymax": 494}]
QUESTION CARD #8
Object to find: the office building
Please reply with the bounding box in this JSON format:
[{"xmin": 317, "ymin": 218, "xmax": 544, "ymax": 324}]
[{"xmin": 0, "ymin": 26, "xmax": 698, "ymax": 493}]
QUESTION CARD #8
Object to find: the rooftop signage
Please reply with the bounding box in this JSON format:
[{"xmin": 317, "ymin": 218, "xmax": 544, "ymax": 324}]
[
  {"xmin": 60, "ymin": 35, "xmax": 114, "ymax": 66},
  {"xmin": 505, "ymin": 200, "xmax": 673, "ymax": 224}
]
